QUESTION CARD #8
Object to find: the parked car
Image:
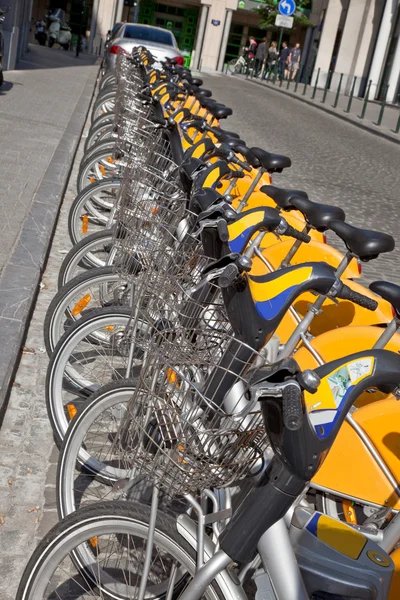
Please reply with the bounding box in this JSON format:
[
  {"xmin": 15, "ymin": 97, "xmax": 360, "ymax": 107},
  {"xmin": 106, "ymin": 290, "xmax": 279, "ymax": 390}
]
[{"xmin": 104, "ymin": 23, "xmax": 184, "ymax": 70}]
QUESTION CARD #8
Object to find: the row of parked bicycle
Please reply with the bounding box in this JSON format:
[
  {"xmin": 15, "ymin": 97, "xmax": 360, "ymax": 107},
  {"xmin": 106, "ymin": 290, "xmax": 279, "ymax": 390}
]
[{"xmin": 16, "ymin": 47, "xmax": 400, "ymax": 599}]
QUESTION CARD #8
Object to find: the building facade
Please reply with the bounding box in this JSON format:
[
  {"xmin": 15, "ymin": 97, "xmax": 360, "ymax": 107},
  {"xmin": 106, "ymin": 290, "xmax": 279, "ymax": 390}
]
[{"xmin": 312, "ymin": 0, "xmax": 400, "ymax": 104}]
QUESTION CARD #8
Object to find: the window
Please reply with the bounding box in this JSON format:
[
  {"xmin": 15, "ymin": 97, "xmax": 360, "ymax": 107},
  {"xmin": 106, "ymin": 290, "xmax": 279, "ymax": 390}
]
[{"xmin": 121, "ymin": 24, "xmax": 175, "ymax": 46}]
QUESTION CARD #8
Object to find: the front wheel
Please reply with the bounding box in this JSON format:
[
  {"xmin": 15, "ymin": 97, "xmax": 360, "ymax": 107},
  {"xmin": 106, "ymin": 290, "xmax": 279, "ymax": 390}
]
[
  {"xmin": 16, "ymin": 501, "xmax": 223, "ymax": 600},
  {"xmin": 48, "ymin": 37, "xmax": 55, "ymax": 48},
  {"xmin": 227, "ymin": 58, "xmax": 238, "ymax": 75}
]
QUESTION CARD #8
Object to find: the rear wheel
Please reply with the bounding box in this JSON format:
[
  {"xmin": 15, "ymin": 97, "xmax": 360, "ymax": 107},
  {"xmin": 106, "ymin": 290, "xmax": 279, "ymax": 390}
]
[{"xmin": 16, "ymin": 501, "xmax": 223, "ymax": 600}]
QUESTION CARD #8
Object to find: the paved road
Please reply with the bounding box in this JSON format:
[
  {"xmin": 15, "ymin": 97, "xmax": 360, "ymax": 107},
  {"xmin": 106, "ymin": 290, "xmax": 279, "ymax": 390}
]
[
  {"xmin": 0, "ymin": 70, "xmax": 399, "ymax": 598},
  {"xmin": 202, "ymin": 74, "xmax": 400, "ymax": 284}
]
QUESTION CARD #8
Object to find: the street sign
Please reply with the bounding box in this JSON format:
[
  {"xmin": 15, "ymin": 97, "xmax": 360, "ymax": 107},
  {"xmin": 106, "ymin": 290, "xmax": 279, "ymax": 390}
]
[
  {"xmin": 278, "ymin": 0, "xmax": 296, "ymax": 16},
  {"xmin": 275, "ymin": 14, "xmax": 294, "ymax": 28},
  {"xmin": 211, "ymin": 19, "xmax": 221, "ymax": 26},
  {"xmin": 238, "ymin": 0, "xmax": 246, "ymax": 7}
]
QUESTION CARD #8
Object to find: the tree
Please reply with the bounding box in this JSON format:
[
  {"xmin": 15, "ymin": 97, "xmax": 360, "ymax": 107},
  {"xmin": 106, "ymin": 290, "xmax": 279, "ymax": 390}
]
[{"xmin": 254, "ymin": 0, "xmax": 312, "ymax": 31}]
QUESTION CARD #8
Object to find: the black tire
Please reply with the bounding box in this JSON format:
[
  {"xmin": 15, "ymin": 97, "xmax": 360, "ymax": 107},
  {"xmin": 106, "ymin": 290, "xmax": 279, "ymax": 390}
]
[
  {"xmin": 58, "ymin": 229, "xmax": 114, "ymax": 289},
  {"xmin": 63, "ymin": 43, "xmax": 69, "ymax": 51},
  {"xmin": 84, "ymin": 121, "xmax": 115, "ymax": 152},
  {"xmin": 48, "ymin": 37, "xmax": 55, "ymax": 48},
  {"xmin": 91, "ymin": 90, "xmax": 116, "ymax": 122},
  {"xmin": 0, "ymin": 69, "xmax": 3, "ymax": 87},
  {"xmin": 89, "ymin": 112, "xmax": 115, "ymax": 133},
  {"xmin": 16, "ymin": 501, "xmax": 223, "ymax": 600},
  {"xmin": 44, "ymin": 266, "xmax": 121, "ymax": 356}
]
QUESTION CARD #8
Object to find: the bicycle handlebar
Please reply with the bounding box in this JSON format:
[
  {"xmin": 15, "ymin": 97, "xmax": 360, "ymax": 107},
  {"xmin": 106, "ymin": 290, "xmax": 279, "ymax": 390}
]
[{"xmin": 337, "ymin": 284, "xmax": 378, "ymax": 311}]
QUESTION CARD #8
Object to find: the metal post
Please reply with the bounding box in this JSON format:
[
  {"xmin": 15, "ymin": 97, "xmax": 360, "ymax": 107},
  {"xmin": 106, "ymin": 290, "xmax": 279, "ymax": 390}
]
[
  {"xmin": 294, "ymin": 65, "xmax": 301, "ymax": 92},
  {"xmin": 272, "ymin": 61, "xmax": 278, "ymax": 84},
  {"xmin": 358, "ymin": 79, "xmax": 372, "ymax": 119},
  {"xmin": 133, "ymin": 0, "xmax": 141, "ymax": 23},
  {"xmin": 321, "ymin": 70, "xmax": 331, "ymax": 103},
  {"xmin": 277, "ymin": 28, "xmax": 284, "ymax": 53},
  {"xmin": 311, "ymin": 67, "xmax": 320, "ymax": 99},
  {"xmin": 393, "ymin": 114, "xmax": 400, "ymax": 134},
  {"xmin": 332, "ymin": 73, "xmax": 343, "ymax": 108},
  {"xmin": 344, "ymin": 76, "xmax": 357, "ymax": 113},
  {"xmin": 374, "ymin": 83, "xmax": 389, "ymax": 126},
  {"xmin": 286, "ymin": 76, "xmax": 290, "ymax": 89}
]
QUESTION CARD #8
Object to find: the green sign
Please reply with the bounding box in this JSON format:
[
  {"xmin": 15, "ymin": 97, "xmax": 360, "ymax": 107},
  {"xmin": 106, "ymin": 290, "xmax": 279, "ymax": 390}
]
[
  {"xmin": 238, "ymin": 0, "xmax": 245, "ymax": 7},
  {"xmin": 166, "ymin": 21, "xmax": 173, "ymax": 29}
]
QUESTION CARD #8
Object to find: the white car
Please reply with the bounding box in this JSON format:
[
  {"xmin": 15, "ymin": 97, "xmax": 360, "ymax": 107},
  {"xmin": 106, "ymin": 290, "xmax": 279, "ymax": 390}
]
[{"xmin": 105, "ymin": 23, "xmax": 184, "ymax": 70}]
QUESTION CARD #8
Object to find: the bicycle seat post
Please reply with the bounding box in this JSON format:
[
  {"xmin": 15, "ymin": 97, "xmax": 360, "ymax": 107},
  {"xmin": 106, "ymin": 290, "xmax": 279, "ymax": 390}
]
[
  {"xmin": 279, "ymin": 225, "xmax": 311, "ymax": 269},
  {"xmin": 236, "ymin": 168, "xmax": 265, "ymax": 212}
]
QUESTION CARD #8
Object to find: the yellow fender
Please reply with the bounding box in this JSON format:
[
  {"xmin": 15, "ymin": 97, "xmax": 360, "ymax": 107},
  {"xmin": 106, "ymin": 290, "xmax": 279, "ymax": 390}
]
[{"xmin": 257, "ymin": 238, "xmax": 359, "ymax": 279}]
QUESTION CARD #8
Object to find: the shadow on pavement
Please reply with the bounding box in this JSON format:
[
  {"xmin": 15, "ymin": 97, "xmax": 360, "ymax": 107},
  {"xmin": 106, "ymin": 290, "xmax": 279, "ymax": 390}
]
[{"xmin": 16, "ymin": 44, "xmax": 99, "ymax": 71}]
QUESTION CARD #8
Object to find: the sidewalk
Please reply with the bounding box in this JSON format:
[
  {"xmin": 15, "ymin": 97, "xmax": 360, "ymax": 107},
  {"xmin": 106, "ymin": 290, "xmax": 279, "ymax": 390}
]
[
  {"xmin": 237, "ymin": 72, "xmax": 400, "ymax": 145},
  {"xmin": 0, "ymin": 44, "xmax": 99, "ymax": 416},
  {"xmin": 0, "ymin": 91, "xmax": 93, "ymax": 599}
]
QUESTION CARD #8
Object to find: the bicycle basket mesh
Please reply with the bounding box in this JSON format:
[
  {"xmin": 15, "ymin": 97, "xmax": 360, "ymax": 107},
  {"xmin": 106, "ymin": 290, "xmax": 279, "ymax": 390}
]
[{"xmin": 118, "ymin": 328, "xmax": 266, "ymax": 495}]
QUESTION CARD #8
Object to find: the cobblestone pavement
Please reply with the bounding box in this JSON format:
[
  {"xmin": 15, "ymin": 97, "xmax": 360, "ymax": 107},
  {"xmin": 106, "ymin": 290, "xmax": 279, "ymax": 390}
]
[
  {"xmin": 0, "ymin": 71, "xmax": 399, "ymax": 598},
  {"xmin": 202, "ymin": 73, "xmax": 400, "ymax": 285}
]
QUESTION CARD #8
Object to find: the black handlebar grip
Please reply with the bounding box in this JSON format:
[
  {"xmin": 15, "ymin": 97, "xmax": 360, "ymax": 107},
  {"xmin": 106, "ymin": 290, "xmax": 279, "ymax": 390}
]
[
  {"xmin": 283, "ymin": 225, "xmax": 311, "ymax": 243},
  {"xmin": 219, "ymin": 264, "xmax": 239, "ymax": 288},
  {"xmin": 282, "ymin": 384, "xmax": 303, "ymax": 431},
  {"xmin": 338, "ymin": 284, "xmax": 378, "ymax": 311},
  {"xmin": 151, "ymin": 116, "xmax": 167, "ymax": 126},
  {"xmin": 217, "ymin": 220, "xmax": 229, "ymax": 242},
  {"xmin": 229, "ymin": 170, "xmax": 245, "ymax": 179}
]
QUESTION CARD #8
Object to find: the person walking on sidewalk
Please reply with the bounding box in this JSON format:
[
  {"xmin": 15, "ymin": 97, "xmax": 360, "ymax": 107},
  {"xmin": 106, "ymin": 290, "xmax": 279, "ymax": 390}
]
[
  {"xmin": 254, "ymin": 37, "xmax": 267, "ymax": 77},
  {"xmin": 278, "ymin": 41, "xmax": 290, "ymax": 80},
  {"xmin": 289, "ymin": 43, "xmax": 301, "ymax": 81},
  {"xmin": 264, "ymin": 40, "xmax": 278, "ymax": 80},
  {"xmin": 245, "ymin": 36, "xmax": 257, "ymax": 74}
]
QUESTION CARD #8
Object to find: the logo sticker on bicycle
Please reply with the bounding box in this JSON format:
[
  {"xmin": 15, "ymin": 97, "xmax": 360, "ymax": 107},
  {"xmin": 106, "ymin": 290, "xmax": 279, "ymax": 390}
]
[{"xmin": 305, "ymin": 357, "xmax": 375, "ymax": 439}]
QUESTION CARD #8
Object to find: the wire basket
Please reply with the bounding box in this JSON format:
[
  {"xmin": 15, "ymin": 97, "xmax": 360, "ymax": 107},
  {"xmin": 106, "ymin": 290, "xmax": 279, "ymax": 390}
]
[
  {"xmin": 118, "ymin": 323, "xmax": 266, "ymax": 496},
  {"xmin": 112, "ymin": 153, "xmax": 187, "ymax": 279}
]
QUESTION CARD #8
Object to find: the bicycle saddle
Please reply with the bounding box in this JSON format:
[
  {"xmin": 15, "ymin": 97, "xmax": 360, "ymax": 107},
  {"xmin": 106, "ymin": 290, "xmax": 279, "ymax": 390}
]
[
  {"xmin": 250, "ymin": 148, "xmax": 291, "ymax": 172},
  {"xmin": 210, "ymin": 127, "xmax": 240, "ymax": 139},
  {"xmin": 260, "ymin": 185, "xmax": 308, "ymax": 208},
  {"xmin": 329, "ymin": 221, "xmax": 395, "ymax": 261},
  {"xmin": 210, "ymin": 105, "xmax": 233, "ymax": 119},
  {"xmin": 194, "ymin": 87, "xmax": 212, "ymax": 97},
  {"xmin": 186, "ymin": 77, "xmax": 203, "ymax": 86},
  {"xmin": 262, "ymin": 186, "xmax": 345, "ymax": 231},
  {"xmin": 369, "ymin": 281, "xmax": 400, "ymax": 317}
]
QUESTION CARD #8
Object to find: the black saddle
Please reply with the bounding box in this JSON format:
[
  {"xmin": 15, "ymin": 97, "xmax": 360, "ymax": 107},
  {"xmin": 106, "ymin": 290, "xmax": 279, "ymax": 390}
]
[
  {"xmin": 261, "ymin": 186, "xmax": 345, "ymax": 232},
  {"xmin": 210, "ymin": 127, "xmax": 241, "ymax": 139},
  {"xmin": 194, "ymin": 87, "xmax": 212, "ymax": 97},
  {"xmin": 329, "ymin": 221, "xmax": 395, "ymax": 261},
  {"xmin": 209, "ymin": 104, "xmax": 233, "ymax": 120},
  {"xmin": 369, "ymin": 281, "xmax": 400, "ymax": 317},
  {"xmin": 250, "ymin": 148, "xmax": 291, "ymax": 172}
]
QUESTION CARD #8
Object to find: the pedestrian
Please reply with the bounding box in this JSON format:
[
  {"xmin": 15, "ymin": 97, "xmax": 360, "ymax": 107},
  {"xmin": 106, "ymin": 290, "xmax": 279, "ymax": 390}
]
[
  {"xmin": 254, "ymin": 37, "xmax": 267, "ymax": 78},
  {"xmin": 245, "ymin": 36, "xmax": 257, "ymax": 74},
  {"xmin": 289, "ymin": 42, "xmax": 301, "ymax": 81},
  {"xmin": 278, "ymin": 41, "xmax": 290, "ymax": 80},
  {"xmin": 264, "ymin": 40, "xmax": 278, "ymax": 80},
  {"xmin": 76, "ymin": 33, "xmax": 86, "ymax": 57}
]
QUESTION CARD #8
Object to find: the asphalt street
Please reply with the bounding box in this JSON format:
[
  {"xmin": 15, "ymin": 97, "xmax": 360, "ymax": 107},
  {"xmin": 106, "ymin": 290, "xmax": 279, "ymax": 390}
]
[{"xmin": 202, "ymin": 74, "xmax": 400, "ymax": 284}]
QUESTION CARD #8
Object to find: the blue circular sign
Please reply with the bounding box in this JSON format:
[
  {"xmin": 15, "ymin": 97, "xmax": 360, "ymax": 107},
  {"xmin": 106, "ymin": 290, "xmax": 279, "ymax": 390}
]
[{"xmin": 279, "ymin": 0, "xmax": 296, "ymax": 16}]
